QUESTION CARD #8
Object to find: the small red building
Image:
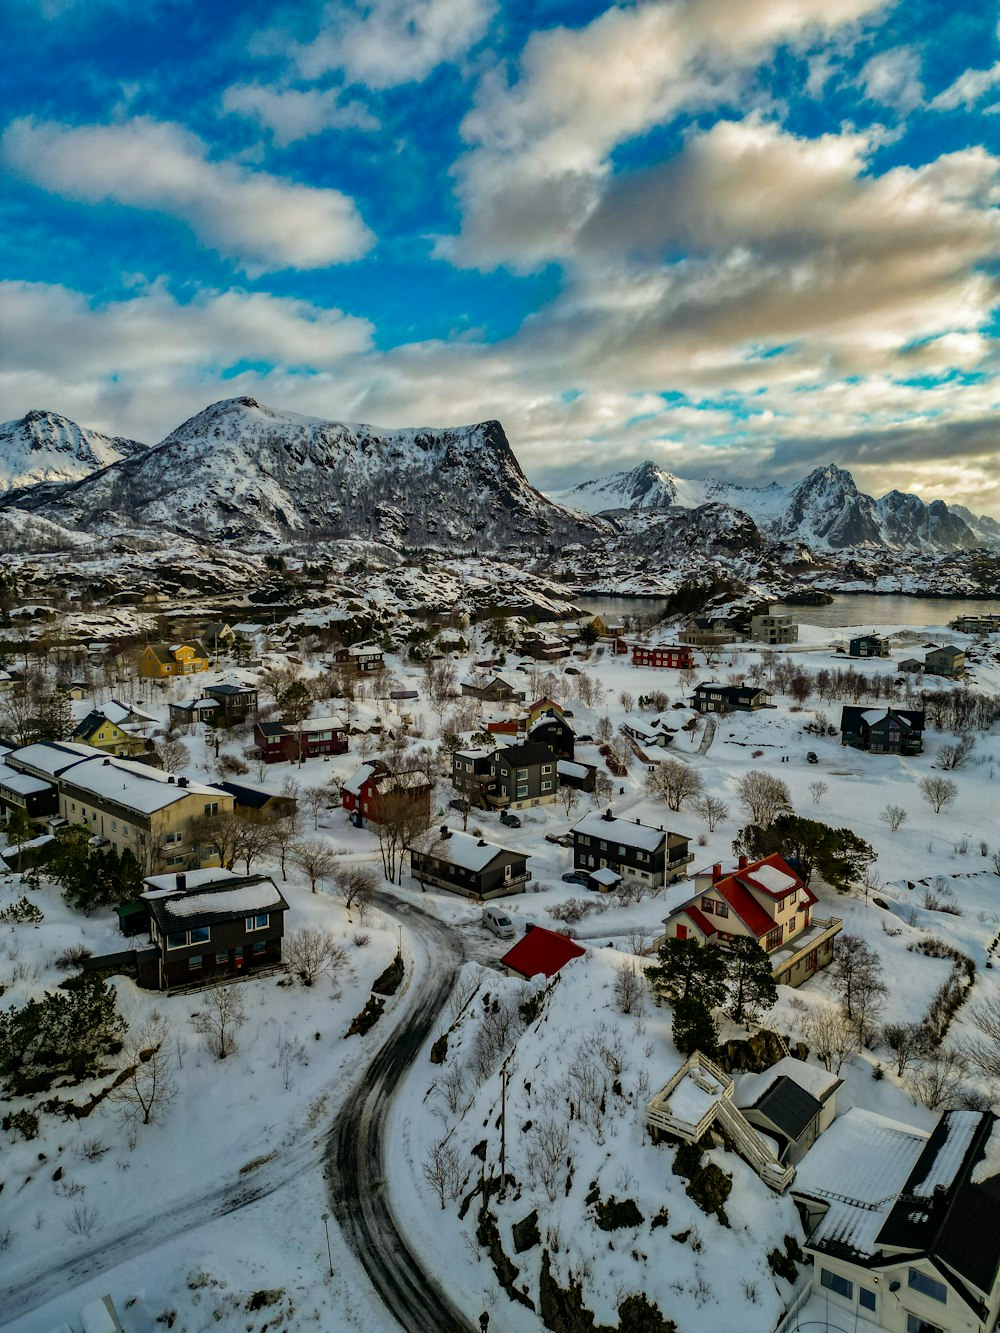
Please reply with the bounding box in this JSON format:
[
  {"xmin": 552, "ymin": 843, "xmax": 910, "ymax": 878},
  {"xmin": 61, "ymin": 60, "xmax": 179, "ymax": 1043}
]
[
  {"xmin": 341, "ymin": 760, "xmax": 433, "ymax": 828},
  {"xmin": 631, "ymin": 644, "xmax": 695, "ymax": 670},
  {"xmin": 500, "ymin": 924, "xmax": 585, "ymax": 980},
  {"xmin": 253, "ymin": 716, "xmax": 347, "ymax": 764}
]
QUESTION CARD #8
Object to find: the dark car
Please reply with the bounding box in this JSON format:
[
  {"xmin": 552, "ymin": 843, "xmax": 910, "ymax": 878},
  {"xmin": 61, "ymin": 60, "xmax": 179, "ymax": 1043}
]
[
  {"xmin": 499, "ymin": 811, "xmax": 522, "ymax": 828},
  {"xmin": 448, "ymin": 797, "xmax": 470, "ymax": 812},
  {"xmin": 576, "ymin": 733, "xmax": 594, "ymax": 743},
  {"xmin": 806, "ymin": 752, "xmax": 819, "ymax": 764},
  {"xmin": 562, "ymin": 871, "xmax": 591, "ymax": 887}
]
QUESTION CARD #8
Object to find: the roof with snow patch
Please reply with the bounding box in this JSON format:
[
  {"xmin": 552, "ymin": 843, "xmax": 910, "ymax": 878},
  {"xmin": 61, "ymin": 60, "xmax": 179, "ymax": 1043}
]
[{"xmin": 501, "ymin": 926, "xmax": 585, "ymax": 979}]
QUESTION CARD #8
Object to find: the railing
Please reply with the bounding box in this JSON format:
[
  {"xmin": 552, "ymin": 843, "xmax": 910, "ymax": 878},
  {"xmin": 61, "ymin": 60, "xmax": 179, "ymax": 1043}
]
[
  {"xmin": 772, "ymin": 1275, "xmax": 814, "ymax": 1333},
  {"xmin": 715, "ymin": 1100, "xmax": 795, "ymax": 1191}
]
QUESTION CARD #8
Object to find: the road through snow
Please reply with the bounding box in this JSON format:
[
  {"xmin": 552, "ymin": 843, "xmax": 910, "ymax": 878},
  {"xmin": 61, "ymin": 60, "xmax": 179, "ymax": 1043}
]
[{"xmin": 327, "ymin": 890, "xmax": 474, "ymax": 1333}]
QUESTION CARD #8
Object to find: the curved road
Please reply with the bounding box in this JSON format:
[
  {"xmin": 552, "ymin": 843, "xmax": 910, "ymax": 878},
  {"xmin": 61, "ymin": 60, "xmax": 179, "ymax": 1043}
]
[
  {"xmin": 1, "ymin": 890, "xmax": 472, "ymax": 1332},
  {"xmin": 327, "ymin": 890, "xmax": 474, "ymax": 1333}
]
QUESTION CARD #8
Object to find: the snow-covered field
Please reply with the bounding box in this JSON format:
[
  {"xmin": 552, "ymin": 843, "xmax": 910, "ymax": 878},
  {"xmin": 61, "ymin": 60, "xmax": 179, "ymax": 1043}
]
[{"xmin": 1, "ymin": 611, "xmax": 998, "ymax": 1331}]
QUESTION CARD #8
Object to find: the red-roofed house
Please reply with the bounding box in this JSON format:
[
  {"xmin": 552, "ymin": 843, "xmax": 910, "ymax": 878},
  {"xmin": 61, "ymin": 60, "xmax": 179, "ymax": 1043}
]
[
  {"xmin": 656, "ymin": 853, "xmax": 842, "ymax": 989},
  {"xmin": 500, "ymin": 925, "xmax": 585, "ymax": 980}
]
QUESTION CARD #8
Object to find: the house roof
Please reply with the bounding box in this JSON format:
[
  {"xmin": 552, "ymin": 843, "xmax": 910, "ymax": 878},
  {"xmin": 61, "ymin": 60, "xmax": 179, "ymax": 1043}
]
[
  {"xmin": 103, "ymin": 699, "xmax": 157, "ymax": 725},
  {"xmin": 734, "ymin": 1057, "xmax": 840, "ymax": 1109},
  {"xmin": 6, "ymin": 740, "xmax": 104, "ymax": 778},
  {"xmin": 424, "ymin": 828, "xmax": 523, "ymax": 873},
  {"xmin": 678, "ymin": 905, "xmax": 717, "ymax": 936},
  {"xmin": 737, "ymin": 854, "xmax": 803, "ymax": 900},
  {"xmin": 572, "ymin": 810, "xmax": 669, "ymax": 853},
  {"xmin": 500, "ymin": 926, "xmax": 585, "ymax": 979},
  {"xmin": 713, "ymin": 879, "xmax": 774, "ymax": 937},
  {"xmin": 493, "ymin": 741, "xmax": 556, "ymax": 768},
  {"xmin": 72, "ymin": 710, "xmax": 124, "ymax": 740},
  {"xmin": 747, "ymin": 1076, "xmax": 823, "ymax": 1142},
  {"xmin": 144, "ymin": 874, "xmax": 288, "ymax": 934},
  {"xmin": 218, "ymin": 779, "xmax": 289, "ymax": 809},
  {"xmin": 841, "ymin": 705, "xmax": 925, "ymax": 732},
  {"xmin": 342, "ymin": 763, "xmax": 378, "ymax": 797},
  {"xmin": 61, "ymin": 756, "xmax": 226, "ymax": 814},
  {"xmin": 0, "ymin": 761, "xmax": 51, "ymax": 796}
]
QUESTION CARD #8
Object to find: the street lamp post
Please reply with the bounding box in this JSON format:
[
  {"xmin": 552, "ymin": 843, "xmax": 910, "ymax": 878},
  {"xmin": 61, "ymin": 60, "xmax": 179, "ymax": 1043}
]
[{"xmin": 321, "ymin": 1211, "xmax": 333, "ymax": 1278}]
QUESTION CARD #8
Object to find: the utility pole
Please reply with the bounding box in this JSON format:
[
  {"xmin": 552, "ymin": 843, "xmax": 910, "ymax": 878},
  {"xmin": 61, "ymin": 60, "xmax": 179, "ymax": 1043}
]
[{"xmin": 499, "ymin": 1064, "xmax": 508, "ymax": 1200}]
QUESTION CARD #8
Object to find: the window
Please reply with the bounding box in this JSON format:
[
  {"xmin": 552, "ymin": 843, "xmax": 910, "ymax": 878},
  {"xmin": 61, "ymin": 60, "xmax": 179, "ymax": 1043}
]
[
  {"xmin": 204, "ymin": 801, "xmax": 219, "ymax": 816},
  {"xmin": 165, "ymin": 855, "xmax": 184, "ymax": 867},
  {"xmin": 907, "ymin": 1269, "xmax": 947, "ymax": 1304},
  {"xmin": 541, "ymin": 764, "xmax": 552, "ymax": 774},
  {"xmin": 166, "ymin": 931, "xmax": 188, "ymax": 950},
  {"xmin": 701, "ymin": 896, "xmax": 715, "ymax": 913},
  {"xmin": 188, "ymin": 955, "xmax": 203, "ymax": 971},
  {"xmin": 252, "ymin": 940, "xmax": 267, "ymax": 957},
  {"xmin": 541, "ymin": 781, "xmax": 552, "ymax": 792},
  {"xmin": 579, "ymin": 835, "xmax": 590, "ymax": 847},
  {"xmin": 215, "ymin": 951, "xmax": 228, "ymax": 965},
  {"xmin": 516, "ymin": 768, "xmax": 528, "ymax": 780},
  {"xmin": 820, "ymin": 1270, "xmax": 852, "ymax": 1300},
  {"xmin": 765, "ymin": 926, "xmax": 782, "ymax": 951},
  {"xmin": 906, "ymin": 1318, "xmax": 943, "ymax": 1333},
  {"xmin": 859, "ymin": 1288, "xmax": 876, "ymax": 1312},
  {"xmin": 246, "ymin": 912, "xmax": 269, "ymax": 931},
  {"xmin": 164, "ymin": 831, "xmax": 182, "ymax": 844},
  {"xmin": 618, "ymin": 845, "xmax": 627, "ymax": 855},
  {"xmin": 715, "ymin": 902, "xmax": 729, "ymax": 918},
  {"xmin": 189, "ymin": 926, "xmax": 210, "ymax": 944},
  {"xmin": 111, "ymin": 820, "xmax": 117, "ymax": 832},
  {"xmin": 516, "ymin": 785, "xmax": 528, "ymax": 798}
]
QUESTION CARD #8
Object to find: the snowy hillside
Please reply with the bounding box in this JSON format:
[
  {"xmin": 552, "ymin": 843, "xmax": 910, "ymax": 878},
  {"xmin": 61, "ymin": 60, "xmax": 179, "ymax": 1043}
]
[
  {"xmin": 553, "ymin": 460, "xmax": 997, "ymax": 554},
  {"xmin": 16, "ymin": 397, "xmax": 594, "ymax": 549},
  {"xmin": 0, "ymin": 409, "xmax": 145, "ymax": 494}
]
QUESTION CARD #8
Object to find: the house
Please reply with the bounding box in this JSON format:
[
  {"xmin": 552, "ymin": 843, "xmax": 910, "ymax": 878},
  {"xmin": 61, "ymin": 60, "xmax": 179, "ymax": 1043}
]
[
  {"xmin": 341, "ymin": 760, "xmax": 432, "ymax": 828},
  {"xmin": 841, "ymin": 706, "xmax": 925, "ymax": 755},
  {"xmin": 924, "ymin": 644, "xmax": 966, "ymax": 679},
  {"xmin": 849, "ymin": 634, "xmax": 890, "ymax": 658},
  {"xmin": 733, "ymin": 1058, "xmax": 841, "ymax": 1167},
  {"xmin": 202, "ymin": 622, "xmax": 237, "ymax": 652},
  {"xmin": 690, "ymin": 683, "xmax": 773, "ymax": 714},
  {"xmin": 749, "ymin": 613, "xmax": 799, "ymax": 645},
  {"xmin": 71, "ymin": 710, "xmax": 153, "ymax": 759},
  {"xmin": 524, "ymin": 697, "xmax": 567, "ymax": 727},
  {"xmin": 202, "ymin": 681, "xmax": 259, "ymax": 723},
  {"xmin": 143, "ymin": 867, "xmax": 288, "ymax": 991},
  {"xmin": 580, "ymin": 613, "xmax": 626, "ymax": 640},
  {"xmin": 0, "ymin": 756, "xmax": 58, "ymax": 819},
  {"xmin": 460, "ymin": 674, "xmax": 526, "ymax": 704},
  {"xmin": 631, "ymin": 643, "xmax": 696, "ymax": 670},
  {"xmin": 571, "ymin": 809, "xmax": 692, "ymax": 889},
  {"xmin": 252, "ymin": 715, "xmax": 347, "ymax": 764},
  {"xmin": 898, "ymin": 657, "xmax": 925, "ymax": 675},
  {"xmin": 410, "ymin": 827, "xmax": 531, "ymax": 899},
  {"xmin": 622, "ymin": 716, "xmax": 677, "ymax": 748},
  {"xmin": 217, "ymin": 780, "xmax": 298, "ymax": 824},
  {"xmin": 168, "ymin": 697, "xmax": 221, "ymax": 728},
  {"xmin": 500, "ymin": 924, "xmax": 585, "ymax": 979},
  {"xmin": 138, "ymin": 642, "xmax": 211, "ymax": 678},
  {"xmin": 679, "ymin": 617, "xmax": 744, "ymax": 648},
  {"xmin": 525, "ymin": 712, "xmax": 575, "ymax": 760},
  {"xmin": 792, "ymin": 1108, "xmax": 1000, "ymax": 1333},
  {"xmin": 64, "ymin": 681, "xmax": 89, "ymax": 701},
  {"xmin": 452, "ymin": 740, "xmax": 559, "ymax": 810},
  {"xmin": 100, "ymin": 699, "xmax": 158, "ymax": 730},
  {"xmin": 519, "ymin": 632, "xmax": 571, "ymax": 661},
  {"xmin": 556, "ymin": 758, "xmax": 596, "ymax": 793},
  {"xmin": 951, "ymin": 614, "xmax": 1000, "ymax": 635},
  {"xmin": 333, "ymin": 643, "xmax": 385, "ymax": 673},
  {"xmin": 656, "ymin": 853, "xmax": 842, "ymax": 988}
]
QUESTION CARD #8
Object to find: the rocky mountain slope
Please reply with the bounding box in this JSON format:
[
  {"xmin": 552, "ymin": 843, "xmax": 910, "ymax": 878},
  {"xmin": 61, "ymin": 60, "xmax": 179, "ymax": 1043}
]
[
  {"xmin": 0, "ymin": 409, "xmax": 146, "ymax": 493},
  {"xmin": 554, "ymin": 461, "xmax": 997, "ymax": 554},
  {"xmin": 10, "ymin": 397, "xmax": 595, "ymax": 549}
]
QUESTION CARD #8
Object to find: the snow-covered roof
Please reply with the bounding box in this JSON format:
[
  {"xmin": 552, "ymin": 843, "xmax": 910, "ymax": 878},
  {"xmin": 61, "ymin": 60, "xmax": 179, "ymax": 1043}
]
[
  {"xmin": 734, "ymin": 1058, "xmax": 840, "ymax": 1109},
  {"xmin": 143, "ymin": 867, "xmax": 244, "ymax": 892},
  {"xmin": 909, "ymin": 1110, "xmax": 981, "ymax": 1198},
  {"xmin": 103, "ymin": 698, "xmax": 157, "ymax": 725},
  {"xmin": 342, "ymin": 763, "xmax": 376, "ymax": 796},
  {"xmin": 62, "ymin": 756, "xmax": 227, "ymax": 814},
  {"xmin": 572, "ymin": 810, "xmax": 667, "ymax": 852},
  {"xmin": 590, "ymin": 866, "xmax": 621, "ymax": 886},
  {"xmin": 7, "ymin": 740, "xmax": 103, "ymax": 777},
  {"xmin": 427, "ymin": 829, "xmax": 520, "ymax": 872},
  {"xmin": 157, "ymin": 882, "xmax": 284, "ymax": 919},
  {"xmin": 745, "ymin": 863, "xmax": 797, "ymax": 895},
  {"xmin": 0, "ymin": 761, "xmax": 51, "ymax": 795},
  {"xmin": 557, "ymin": 759, "xmax": 588, "ymax": 779},
  {"xmin": 792, "ymin": 1108, "xmax": 929, "ymax": 1258},
  {"xmin": 298, "ymin": 714, "xmax": 344, "ymax": 733}
]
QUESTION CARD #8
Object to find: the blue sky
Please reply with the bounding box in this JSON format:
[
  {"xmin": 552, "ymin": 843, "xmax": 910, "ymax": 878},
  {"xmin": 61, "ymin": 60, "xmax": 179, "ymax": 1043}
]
[{"xmin": 1, "ymin": 0, "xmax": 998, "ymax": 513}]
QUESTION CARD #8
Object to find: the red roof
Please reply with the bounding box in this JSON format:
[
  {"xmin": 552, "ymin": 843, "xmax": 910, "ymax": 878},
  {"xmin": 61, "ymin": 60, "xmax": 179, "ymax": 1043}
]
[
  {"xmin": 501, "ymin": 926, "xmax": 585, "ymax": 979},
  {"xmin": 715, "ymin": 880, "xmax": 774, "ymax": 938},
  {"xmin": 679, "ymin": 906, "xmax": 717, "ymax": 937}
]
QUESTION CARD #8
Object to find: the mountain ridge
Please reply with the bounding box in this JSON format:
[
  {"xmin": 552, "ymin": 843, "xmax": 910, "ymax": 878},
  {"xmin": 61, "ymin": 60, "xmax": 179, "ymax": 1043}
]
[{"xmin": 0, "ymin": 409, "xmax": 147, "ymax": 494}]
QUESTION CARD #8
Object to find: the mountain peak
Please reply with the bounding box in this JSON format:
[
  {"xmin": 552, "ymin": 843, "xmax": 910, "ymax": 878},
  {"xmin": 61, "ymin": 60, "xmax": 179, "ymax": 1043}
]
[{"xmin": 0, "ymin": 409, "xmax": 146, "ymax": 493}]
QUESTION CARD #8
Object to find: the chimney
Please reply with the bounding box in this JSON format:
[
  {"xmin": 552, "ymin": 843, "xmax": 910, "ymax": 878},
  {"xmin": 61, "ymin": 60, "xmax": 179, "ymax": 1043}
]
[
  {"xmin": 738, "ymin": 854, "xmax": 748, "ymax": 869},
  {"xmin": 176, "ymin": 872, "xmax": 187, "ymax": 892},
  {"xmin": 603, "ymin": 807, "xmax": 614, "ymax": 821},
  {"xmin": 178, "ymin": 777, "xmax": 189, "ymax": 788},
  {"xmin": 439, "ymin": 825, "xmax": 450, "ymax": 839},
  {"xmin": 525, "ymin": 921, "xmax": 534, "ymax": 932},
  {"xmin": 478, "ymin": 839, "xmax": 487, "ymax": 847},
  {"xmin": 712, "ymin": 863, "xmax": 723, "ymax": 882},
  {"xmin": 167, "ymin": 775, "xmax": 175, "ymax": 784}
]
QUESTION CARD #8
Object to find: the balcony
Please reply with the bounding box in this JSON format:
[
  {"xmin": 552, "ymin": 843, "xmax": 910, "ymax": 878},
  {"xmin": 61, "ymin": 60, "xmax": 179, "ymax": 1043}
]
[{"xmin": 769, "ymin": 916, "xmax": 842, "ymax": 980}]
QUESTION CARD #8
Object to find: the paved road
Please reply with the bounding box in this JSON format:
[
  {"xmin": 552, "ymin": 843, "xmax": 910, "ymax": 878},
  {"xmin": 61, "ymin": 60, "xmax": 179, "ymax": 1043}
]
[{"xmin": 326, "ymin": 890, "xmax": 474, "ymax": 1333}]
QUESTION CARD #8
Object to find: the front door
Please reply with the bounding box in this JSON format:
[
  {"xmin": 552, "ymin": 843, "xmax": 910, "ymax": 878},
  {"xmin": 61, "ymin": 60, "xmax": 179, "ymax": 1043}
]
[
  {"xmin": 676, "ymin": 925, "xmax": 688, "ymax": 941},
  {"xmin": 234, "ymin": 946, "xmax": 245, "ymax": 971}
]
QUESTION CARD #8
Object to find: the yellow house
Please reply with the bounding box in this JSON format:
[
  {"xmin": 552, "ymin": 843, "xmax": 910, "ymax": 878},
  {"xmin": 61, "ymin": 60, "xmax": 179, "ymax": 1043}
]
[
  {"xmin": 139, "ymin": 641, "xmax": 211, "ymax": 679},
  {"xmin": 71, "ymin": 710, "xmax": 150, "ymax": 759}
]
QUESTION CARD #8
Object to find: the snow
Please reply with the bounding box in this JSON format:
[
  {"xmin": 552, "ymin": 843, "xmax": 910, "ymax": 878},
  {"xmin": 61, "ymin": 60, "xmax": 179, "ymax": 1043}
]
[
  {"xmin": 143, "ymin": 867, "xmax": 244, "ymax": 892},
  {"xmin": 734, "ymin": 1058, "xmax": 840, "ymax": 1109},
  {"xmin": 62, "ymin": 756, "xmax": 225, "ymax": 814},
  {"xmin": 155, "ymin": 882, "xmax": 284, "ymax": 920},
  {"xmin": 971, "ymin": 1120, "xmax": 1000, "ymax": 1185},
  {"xmin": 910, "ymin": 1111, "xmax": 980, "ymax": 1197},
  {"xmin": 572, "ymin": 809, "xmax": 669, "ymax": 852},
  {"xmin": 745, "ymin": 863, "xmax": 797, "ymax": 894},
  {"xmin": 425, "ymin": 828, "xmax": 516, "ymax": 872}
]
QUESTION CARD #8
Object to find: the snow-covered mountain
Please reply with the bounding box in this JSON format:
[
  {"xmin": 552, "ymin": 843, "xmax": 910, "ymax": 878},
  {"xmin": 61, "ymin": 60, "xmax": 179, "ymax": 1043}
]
[
  {"xmin": 553, "ymin": 460, "xmax": 997, "ymax": 553},
  {"xmin": 17, "ymin": 397, "xmax": 592, "ymax": 548},
  {"xmin": 0, "ymin": 409, "xmax": 146, "ymax": 493}
]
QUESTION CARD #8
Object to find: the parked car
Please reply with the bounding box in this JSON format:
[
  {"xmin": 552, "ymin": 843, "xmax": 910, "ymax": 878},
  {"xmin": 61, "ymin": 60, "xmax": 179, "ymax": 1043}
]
[
  {"xmin": 806, "ymin": 751, "xmax": 819, "ymax": 764},
  {"xmin": 499, "ymin": 810, "xmax": 521, "ymax": 828},
  {"xmin": 448, "ymin": 797, "xmax": 469, "ymax": 812},
  {"xmin": 482, "ymin": 906, "xmax": 515, "ymax": 939},
  {"xmin": 562, "ymin": 871, "xmax": 591, "ymax": 888},
  {"xmin": 577, "ymin": 733, "xmax": 594, "ymax": 742}
]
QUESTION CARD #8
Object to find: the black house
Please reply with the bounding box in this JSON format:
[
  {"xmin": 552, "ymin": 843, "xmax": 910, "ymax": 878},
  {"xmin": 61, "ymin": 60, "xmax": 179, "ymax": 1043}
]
[
  {"xmin": 526, "ymin": 713, "xmax": 575, "ymax": 760},
  {"xmin": 848, "ymin": 634, "xmax": 889, "ymax": 658},
  {"xmin": 840, "ymin": 706, "xmax": 924, "ymax": 755},
  {"xmin": 452, "ymin": 741, "xmax": 558, "ymax": 809},
  {"xmin": 202, "ymin": 681, "xmax": 259, "ymax": 722},
  {"xmin": 143, "ymin": 869, "xmax": 288, "ymax": 991},
  {"xmin": 691, "ymin": 683, "xmax": 773, "ymax": 714},
  {"xmin": 410, "ymin": 827, "xmax": 531, "ymax": 899},
  {"xmin": 571, "ymin": 809, "xmax": 692, "ymax": 889}
]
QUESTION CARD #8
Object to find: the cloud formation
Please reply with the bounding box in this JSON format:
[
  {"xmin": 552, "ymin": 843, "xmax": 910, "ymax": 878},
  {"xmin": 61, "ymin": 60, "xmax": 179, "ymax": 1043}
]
[
  {"xmin": 2, "ymin": 117, "xmax": 374, "ymax": 270},
  {"xmin": 221, "ymin": 83, "xmax": 379, "ymax": 145}
]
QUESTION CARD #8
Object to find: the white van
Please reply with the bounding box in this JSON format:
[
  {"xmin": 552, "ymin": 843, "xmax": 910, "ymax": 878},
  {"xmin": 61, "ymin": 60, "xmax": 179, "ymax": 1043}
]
[{"xmin": 482, "ymin": 906, "xmax": 515, "ymax": 939}]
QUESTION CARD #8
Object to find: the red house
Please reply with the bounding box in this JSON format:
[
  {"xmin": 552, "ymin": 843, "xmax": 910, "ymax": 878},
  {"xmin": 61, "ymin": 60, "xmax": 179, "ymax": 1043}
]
[
  {"xmin": 253, "ymin": 715, "xmax": 347, "ymax": 764},
  {"xmin": 341, "ymin": 760, "xmax": 432, "ymax": 828},
  {"xmin": 500, "ymin": 924, "xmax": 585, "ymax": 980},
  {"xmin": 656, "ymin": 853, "xmax": 842, "ymax": 989},
  {"xmin": 632, "ymin": 644, "xmax": 695, "ymax": 670}
]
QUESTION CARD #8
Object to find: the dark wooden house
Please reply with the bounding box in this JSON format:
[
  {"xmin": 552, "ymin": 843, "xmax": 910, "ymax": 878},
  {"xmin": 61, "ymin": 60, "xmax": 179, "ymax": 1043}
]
[
  {"xmin": 203, "ymin": 681, "xmax": 259, "ymax": 722},
  {"xmin": 691, "ymin": 683, "xmax": 772, "ymax": 714},
  {"xmin": 410, "ymin": 827, "xmax": 531, "ymax": 899},
  {"xmin": 840, "ymin": 706, "xmax": 925, "ymax": 755},
  {"xmin": 571, "ymin": 809, "xmax": 692, "ymax": 889},
  {"xmin": 341, "ymin": 760, "xmax": 432, "ymax": 828},
  {"xmin": 460, "ymin": 674, "xmax": 526, "ymax": 704},
  {"xmin": 848, "ymin": 634, "xmax": 889, "ymax": 658},
  {"xmin": 253, "ymin": 715, "xmax": 347, "ymax": 763}
]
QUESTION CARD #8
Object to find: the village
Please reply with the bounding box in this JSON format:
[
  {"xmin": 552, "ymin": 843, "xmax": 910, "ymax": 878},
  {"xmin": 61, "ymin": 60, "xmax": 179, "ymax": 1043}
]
[{"xmin": 1, "ymin": 596, "xmax": 999, "ymax": 1333}]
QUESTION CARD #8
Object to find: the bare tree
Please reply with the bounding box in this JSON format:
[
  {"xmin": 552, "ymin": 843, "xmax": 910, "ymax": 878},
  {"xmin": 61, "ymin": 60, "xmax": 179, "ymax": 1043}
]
[
  {"xmin": 232, "ymin": 813, "xmax": 275, "ymax": 874},
  {"xmin": 965, "ymin": 994, "xmax": 1000, "ymax": 1078},
  {"xmin": 920, "ymin": 775, "xmax": 958, "ymax": 814},
  {"xmin": 269, "ymin": 808, "xmax": 302, "ymax": 881},
  {"xmin": 882, "ymin": 1021, "xmax": 925, "ymax": 1078},
  {"xmin": 880, "ymin": 804, "xmax": 908, "ymax": 833},
  {"xmin": 303, "ymin": 783, "xmax": 336, "ymax": 830},
  {"xmin": 618, "ymin": 691, "xmax": 635, "ymax": 713},
  {"xmin": 734, "ymin": 770, "xmax": 792, "ymax": 827},
  {"xmin": 830, "ymin": 934, "xmax": 886, "ymax": 1024},
  {"xmin": 423, "ymin": 1137, "xmax": 464, "ymax": 1208},
  {"xmin": 906, "ymin": 1048, "xmax": 967, "ymax": 1109},
  {"xmin": 373, "ymin": 787, "xmax": 432, "ymax": 884},
  {"xmin": 192, "ymin": 983, "xmax": 246, "ymax": 1059},
  {"xmin": 284, "ymin": 927, "xmax": 349, "ymax": 987},
  {"xmin": 109, "ymin": 1012, "xmax": 178, "ymax": 1137},
  {"xmin": 808, "ymin": 781, "xmax": 828, "ymax": 806},
  {"xmin": 158, "ymin": 737, "xmax": 189, "ymax": 773},
  {"xmin": 613, "ymin": 960, "xmax": 645, "ymax": 1015},
  {"xmin": 692, "ymin": 793, "xmax": 728, "ymax": 831},
  {"xmin": 801, "ymin": 1005, "xmax": 858, "ymax": 1073},
  {"xmin": 333, "ymin": 864, "xmax": 378, "ymax": 919},
  {"xmin": 191, "ymin": 810, "xmax": 239, "ymax": 871},
  {"xmin": 526, "ymin": 1116, "xmax": 570, "ymax": 1202},
  {"xmin": 645, "ymin": 759, "xmax": 703, "ymax": 812},
  {"xmin": 292, "ymin": 838, "xmax": 337, "ymax": 892},
  {"xmin": 558, "ymin": 784, "xmax": 580, "ymax": 818},
  {"xmin": 595, "ymin": 715, "xmax": 614, "ymax": 745},
  {"xmin": 937, "ymin": 734, "xmax": 975, "ymax": 771}
]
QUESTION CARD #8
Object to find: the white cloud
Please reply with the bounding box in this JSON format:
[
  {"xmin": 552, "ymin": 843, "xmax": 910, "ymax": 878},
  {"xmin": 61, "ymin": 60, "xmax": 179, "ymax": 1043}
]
[
  {"xmin": 858, "ymin": 45, "xmax": 923, "ymax": 112},
  {"xmin": 444, "ymin": 0, "xmax": 887, "ymax": 270},
  {"xmin": 930, "ymin": 60, "xmax": 1000, "ymax": 111},
  {"xmin": 221, "ymin": 83, "xmax": 379, "ymax": 146},
  {"xmin": 291, "ymin": 0, "xmax": 496, "ymax": 88},
  {"xmin": 1, "ymin": 117, "xmax": 374, "ymax": 271}
]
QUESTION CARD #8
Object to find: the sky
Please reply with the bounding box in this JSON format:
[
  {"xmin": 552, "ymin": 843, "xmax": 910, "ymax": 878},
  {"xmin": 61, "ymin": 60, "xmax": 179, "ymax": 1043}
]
[{"xmin": 1, "ymin": 0, "xmax": 998, "ymax": 514}]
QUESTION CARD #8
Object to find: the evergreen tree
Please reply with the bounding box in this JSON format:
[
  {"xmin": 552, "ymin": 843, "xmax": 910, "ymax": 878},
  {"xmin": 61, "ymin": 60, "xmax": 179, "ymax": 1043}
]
[
  {"xmin": 671, "ymin": 995, "xmax": 718, "ymax": 1056},
  {"xmin": 0, "ymin": 974, "xmax": 125, "ymax": 1095},
  {"xmin": 646, "ymin": 937, "xmax": 728, "ymax": 1008},
  {"xmin": 734, "ymin": 815, "xmax": 875, "ymax": 891},
  {"xmin": 725, "ymin": 937, "xmax": 778, "ymax": 1025}
]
